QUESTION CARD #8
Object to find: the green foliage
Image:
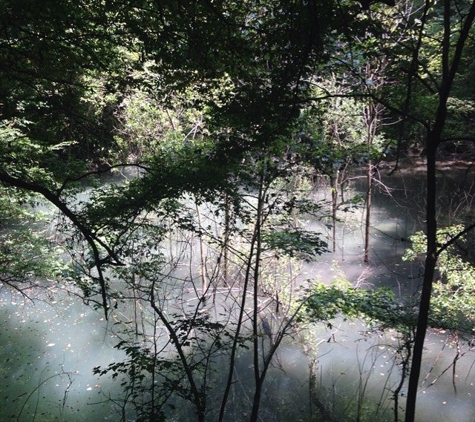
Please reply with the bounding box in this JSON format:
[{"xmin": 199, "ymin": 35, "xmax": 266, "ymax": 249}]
[
  {"xmin": 304, "ymin": 225, "xmax": 475, "ymax": 339},
  {"xmin": 299, "ymin": 89, "xmax": 380, "ymax": 175},
  {"xmin": 0, "ymin": 122, "xmax": 85, "ymax": 188},
  {"xmin": 403, "ymin": 225, "xmax": 475, "ymax": 334},
  {"xmin": 93, "ymin": 312, "xmax": 238, "ymax": 421},
  {"xmin": 262, "ymin": 228, "xmax": 328, "ymax": 262},
  {"xmin": 0, "ymin": 0, "xmax": 127, "ymax": 169},
  {"xmin": 7, "ymin": 0, "xmax": 475, "ymax": 420},
  {"xmin": 303, "ymin": 281, "xmax": 416, "ymax": 334},
  {"xmin": 94, "ymin": 341, "xmax": 170, "ymax": 421},
  {"xmin": 0, "ymin": 188, "xmax": 67, "ymax": 288},
  {"xmin": 112, "ymin": 72, "xmax": 228, "ymax": 163}
]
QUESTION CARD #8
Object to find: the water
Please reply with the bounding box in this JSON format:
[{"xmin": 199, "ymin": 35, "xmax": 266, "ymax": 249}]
[
  {"xmin": 304, "ymin": 160, "xmax": 475, "ymax": 421},
  {"xmin": 0, "ymin": 287, "xmax": 124, "ymax": 421},
  {"xmin": 1, "ymin": 159, "xmax": 475, "ymax": 421}
]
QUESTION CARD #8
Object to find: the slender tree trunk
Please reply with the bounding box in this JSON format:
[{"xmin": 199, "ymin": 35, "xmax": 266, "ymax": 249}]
[
  {"xmin": 404, "ymin": 142, "xmax": 437, "ymax": 422},
  {"xmin": 250, "ymin": 168, "xmax": 267, "ymax": 422},
  {"xmin": 195, "ymin": 202, "xmax": 208, "ymax": 302},
  {"xmin": 218, "ymin": 168, "xmax": 267, "ymax": 421},
  {"xmin": 404, "ymin": 3, "xmax": 475, "ymax": 420},
  {"xmin": 150, "ymin": 285, "xmax": 206, "ymax": 422},
  {"xmin": 132, "ymin": 272, "xmax": 139, "ymax": 338},
  {"xmin": 331, "ymin": 172, "xmax": 338, "ymax": 253},
  {"xmin": 223, "ymin": 193, "xmax": 231, "ymax": 287},
  {"xmin": 364, "ymin": 160, "xmax": 372, "ymax": 263}
]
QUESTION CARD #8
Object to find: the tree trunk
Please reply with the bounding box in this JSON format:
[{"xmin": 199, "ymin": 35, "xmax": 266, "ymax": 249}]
[
  {"xmin": 404, "ymin": 3, "xmax": 475, "ymax": 420},
  {"xmin": 195, "ymin": 202, "xmax": 208, "ymax": 304},
  {"xmin": 364, "ymin": 160, "xmax": 372, "ymax": 263},
  {"xmin": 404, "ymin": 142, "xmax": 437, "ymax": 422},
  {"xmin": 331, "ymin": 173, "xmax": 338, "ymax": 253}
]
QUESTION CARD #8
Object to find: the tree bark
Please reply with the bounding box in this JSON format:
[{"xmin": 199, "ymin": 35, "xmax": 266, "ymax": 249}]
[
  {"xmin": 364, "ymin": 160, "xmax": 372, "ymax": 263},
  {"xmin": 405, "ymin": 3, "xmax": 475, "ymax": 421},
  {"xmin": 404, "ymin": 141, "xmax": 437, "ymax": 422}
]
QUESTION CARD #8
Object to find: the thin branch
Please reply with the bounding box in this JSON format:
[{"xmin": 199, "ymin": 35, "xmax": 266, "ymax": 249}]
[
  {"xmin": 437, "ymin": 222, "xmax": 475, "ymax": 257},
  {"xmin": 0, "ymin": 171, "xmax": 123, "ymax": 318}
]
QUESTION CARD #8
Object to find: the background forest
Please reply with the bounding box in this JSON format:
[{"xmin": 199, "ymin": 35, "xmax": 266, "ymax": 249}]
[{"xmin": 2, "ymin": 0, "xmax": 475, "ymax": 421}]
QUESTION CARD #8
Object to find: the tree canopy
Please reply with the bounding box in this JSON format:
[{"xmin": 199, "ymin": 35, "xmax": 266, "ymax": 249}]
[{"xmin": 2, "ymin": 1, "xmax": 475, "ymax": 421}]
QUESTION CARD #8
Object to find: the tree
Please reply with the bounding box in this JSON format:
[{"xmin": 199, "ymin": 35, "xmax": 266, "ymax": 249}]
[
  {"xmin": 302, "ymin": 1, "xmax": 475, "ymax": 421},
  {"xmin": 12, "ymin": 0, "xmax": 475, "ymax": 421},
  {"xmin": 1, "ymin": 1, "xmax": 368, "ymax": 420},
  {"xmin": 378, "ymin": 2, "xmax": 475, "ymax": 420}
]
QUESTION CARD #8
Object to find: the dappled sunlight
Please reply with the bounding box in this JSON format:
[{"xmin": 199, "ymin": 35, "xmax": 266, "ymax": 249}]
[{"xmin": 0, "ymin": 287, "xmax": 124, "ymax": 421}]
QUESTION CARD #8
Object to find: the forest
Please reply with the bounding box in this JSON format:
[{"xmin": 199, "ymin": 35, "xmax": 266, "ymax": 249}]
[{"xmin": 1, "ymin": 0, "xmax": 475, "ymax": 421}]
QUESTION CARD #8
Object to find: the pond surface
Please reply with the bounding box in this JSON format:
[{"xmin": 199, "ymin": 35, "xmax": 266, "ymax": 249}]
[
  {"xmin": 0, "ymin": 287, "xmax": 124, "ymax": 421},
  {"xmin": 1, "ymin": 159, "xmax": 475, "ymax": 421},
  {"xmin": 306, "ymin": 160, "xmax": 475, "ymax": 421}
]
